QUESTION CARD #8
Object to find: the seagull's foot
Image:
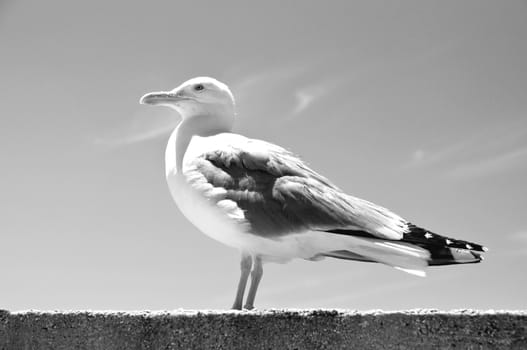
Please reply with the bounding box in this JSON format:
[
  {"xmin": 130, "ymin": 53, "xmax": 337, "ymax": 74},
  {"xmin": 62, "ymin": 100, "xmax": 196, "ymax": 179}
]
[
  {"xmin": 243, "ymin": 303, "xmax": 255, "ymax": 310},
  {"xmin": 231, "ymin": 302, "xmax": 255, "ymax": 311}
]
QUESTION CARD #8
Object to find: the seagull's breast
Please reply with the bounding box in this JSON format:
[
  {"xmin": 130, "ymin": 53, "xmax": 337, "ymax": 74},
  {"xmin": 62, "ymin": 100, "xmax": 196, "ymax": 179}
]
[
  {"xmin": 165, "ymin": 132, "xmax": 244, "ymax": 247},
  {"xmin": 165, "ymin": 132, "xmax": 288, "ymax": 258},
  {"xmin": 167, "ymin": 171, "xmax": 249, "ymax": 248}
]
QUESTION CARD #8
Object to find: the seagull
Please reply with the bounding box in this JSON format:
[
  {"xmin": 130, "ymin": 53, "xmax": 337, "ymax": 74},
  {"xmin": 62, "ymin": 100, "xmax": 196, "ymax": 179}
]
[{"xmin": 140, "ymin": 77, "xmax": 487, "ymax": 310}]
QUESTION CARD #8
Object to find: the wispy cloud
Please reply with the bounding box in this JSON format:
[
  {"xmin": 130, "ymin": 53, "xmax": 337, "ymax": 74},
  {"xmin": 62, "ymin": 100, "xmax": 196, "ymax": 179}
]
[
  {"xmin": 404, "ymin": 121, "xmax": 527, "ymax": 178},
  {"xmin": 288, "ymin": 84, "xmax": 329, "ymax": 118},
  {"xmin": 411, "ymin": 149, "xmax": 426, "ymax": 163},
  {"xmin": 230, "ymin": 64, "xmax": 312, "ymax": 100},
  {"xmin": 230, "ymin": 61, "xmax": 365, "ymax": 124},
  {"xmin": 231, "ymin": 36, "xmax": 473, "ymax": 126},
  {"xmin": 287, "ymin": 77, "xmax": 347, "ymax": 119},
  {"xmin": 405, "ymin": 135, "xmax": 485, "ymax": 169},
  {"xmin": 228, "ymin": 64, "xmax": 317, "ymax": 131},
  {"xmin": 447, "ymin": 145, "xmax": 527, "ymax": 179},
  {"xmin": 292, "ymin": 90, "xmax": 318, "ymax": 116},
  {"xmin": 93, "ymin": 110, "xmax": 178, "ymax": 147}
]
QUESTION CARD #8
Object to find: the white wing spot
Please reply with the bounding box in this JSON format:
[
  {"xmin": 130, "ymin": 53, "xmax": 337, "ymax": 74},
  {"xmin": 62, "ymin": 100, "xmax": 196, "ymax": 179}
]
[
  {"xmin": 466, "ymin": 244, "xmax": 473, "ymax": 250},
  {"xmin": 445, "ymin": 239, "xmax": 452, "ymax": 245},
  {"xmin": 204, "ymin": 186, "xmax": 228, "ymax": 200},
  {"xmin": 217, "ymin": 199, "xmax": 245, "ymax": 220},
  {"xmin": 424, "ymin": 232, "xmax": 433, "ymax": 239}
]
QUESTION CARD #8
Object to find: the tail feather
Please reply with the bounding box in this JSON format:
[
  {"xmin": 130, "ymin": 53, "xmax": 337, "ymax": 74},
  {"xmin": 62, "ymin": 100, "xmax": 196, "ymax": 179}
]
[{"xmin": 322, "ymin": 236, "xmax": 430, "ymax": 276}]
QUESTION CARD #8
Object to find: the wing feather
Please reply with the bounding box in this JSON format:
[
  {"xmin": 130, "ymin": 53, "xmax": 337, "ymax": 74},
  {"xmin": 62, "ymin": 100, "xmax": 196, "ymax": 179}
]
[{"xmin": 189, "ymin": 136, "xmax": 408, "ymax": 240}]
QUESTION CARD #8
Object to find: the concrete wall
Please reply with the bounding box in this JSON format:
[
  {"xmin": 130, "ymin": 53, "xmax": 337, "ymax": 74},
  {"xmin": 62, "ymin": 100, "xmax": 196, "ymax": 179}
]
[{"xmin": 1, "ymin": 309, "xmax": 526, "ymax": 349}]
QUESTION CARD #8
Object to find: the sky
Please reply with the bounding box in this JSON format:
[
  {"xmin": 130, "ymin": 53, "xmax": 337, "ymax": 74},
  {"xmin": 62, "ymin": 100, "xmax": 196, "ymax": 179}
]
[{"xmin": 1, "ymin": 0, "xmax": 526, "ymax": 311}]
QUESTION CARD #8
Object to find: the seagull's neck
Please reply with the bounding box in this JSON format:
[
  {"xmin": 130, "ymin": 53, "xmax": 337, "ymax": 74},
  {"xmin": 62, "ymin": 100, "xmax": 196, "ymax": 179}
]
[{"xmin": 171, "ymin": 112, "xmax": 234, "ymax": 173}]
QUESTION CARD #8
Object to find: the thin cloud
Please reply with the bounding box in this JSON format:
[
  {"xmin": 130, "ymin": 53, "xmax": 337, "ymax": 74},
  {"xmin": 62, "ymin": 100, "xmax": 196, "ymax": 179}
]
[
  {"xmin": 447, "ymin": 145, "xmax": 527, "ymax": 179},
  {"xmin": 292, "ymin": 90, "xmax": 317, "ymax": 116},
  {"xmin": 229, "ymin": 64, "xmax": 317, "ymax": 131},
  {"xmin": 94, "ymin": 110, "xmax": 178, "ymax": 147},
  {"xmin": 231, "ymin": 64, "xmax": 312, "ymax": 100},
  {"xmin": 404, "ymin": 121, "xmax": 527, "ymax": 178},
  {"xmin": 405, "ymin": 136, "xmax": 483, "ymax": 169},
  {"xmin": 231, "ymin": 62, "xmax": 356, "ymax": 121},
  {"xmin": 284, "ymin": 36, "xmax": 475, "ymax": 122},
  {"xmin": 232, "ymin": 36, "xmax": 470, "ymax": 125},
  {"xmin": 411, "ymin": 150, "xmax": 426, "ymax": 163},
  {"xmin": 405, "ymin": 124, "xmax": 520, "ymax": 167},
  {"xmin": 286, "ymin": 76, "xmax": 355, "ymax": 121},
  {"xmin": 290, "ymin": 84, "xmax": 330, "ymax": 117}
]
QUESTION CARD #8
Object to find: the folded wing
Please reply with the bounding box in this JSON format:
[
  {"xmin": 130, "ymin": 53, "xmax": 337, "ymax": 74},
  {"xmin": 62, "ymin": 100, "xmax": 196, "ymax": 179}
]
[{"xmin": 185, "ymin": 135, "xmax": 485, "ymax": 275}]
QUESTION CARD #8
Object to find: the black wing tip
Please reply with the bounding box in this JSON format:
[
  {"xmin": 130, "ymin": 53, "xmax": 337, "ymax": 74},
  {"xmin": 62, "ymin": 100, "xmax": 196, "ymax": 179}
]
[
  {"xmin": 326, "ymin": 225, "xmax": 489, "ymax": 253},
  {"xmin": 428, "ymin": 248, "xmax": 484, "ymax": 266},
  {"xmin": 404, "ymin": 223, "xmax": 488, "ymax": 253}
]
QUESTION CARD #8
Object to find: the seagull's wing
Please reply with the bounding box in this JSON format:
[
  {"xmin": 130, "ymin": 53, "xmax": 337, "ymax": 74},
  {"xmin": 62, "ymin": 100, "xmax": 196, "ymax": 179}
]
[
  {"xmin": 185, "ymin": 136, "xmax": 410, "ymax": 240},
  {"xmin": 184, "ymin": 135, "xmax": 485, "ymax": 274}
]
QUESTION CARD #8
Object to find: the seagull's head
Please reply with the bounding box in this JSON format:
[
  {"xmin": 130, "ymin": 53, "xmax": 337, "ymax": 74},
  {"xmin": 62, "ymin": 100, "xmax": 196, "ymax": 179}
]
[{"xmin": 140, "ymin": 77, "xmax": 235, "ymax": 123}]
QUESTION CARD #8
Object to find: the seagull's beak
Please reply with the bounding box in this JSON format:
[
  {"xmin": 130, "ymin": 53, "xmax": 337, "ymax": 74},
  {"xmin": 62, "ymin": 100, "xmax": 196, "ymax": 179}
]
[{"xmin": 139, "ymin": 91, "xmax": 186, "ymax": 105}]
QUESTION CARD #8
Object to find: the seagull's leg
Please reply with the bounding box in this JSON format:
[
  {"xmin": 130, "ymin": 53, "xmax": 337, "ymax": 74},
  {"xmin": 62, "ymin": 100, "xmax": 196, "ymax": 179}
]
[
  {"xmin": 232, "ymin": 253, "xmax": 252, "ymax": 310},
  {"xmin": 243, "ymin": 255, "xmax": 263, "ymax": 310}
]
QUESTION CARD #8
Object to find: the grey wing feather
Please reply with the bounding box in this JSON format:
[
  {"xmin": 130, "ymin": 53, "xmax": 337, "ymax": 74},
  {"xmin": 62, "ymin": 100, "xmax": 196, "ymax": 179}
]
[{"xmin": 192, "ymin": 137, "xmax": 408, "ymax": 240}]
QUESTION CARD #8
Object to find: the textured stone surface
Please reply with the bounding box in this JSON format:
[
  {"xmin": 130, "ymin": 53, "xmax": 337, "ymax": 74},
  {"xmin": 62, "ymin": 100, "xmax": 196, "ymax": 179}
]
[{"xmin": 1, "ymin": 309, "xmax": 526, "ymax": 349}]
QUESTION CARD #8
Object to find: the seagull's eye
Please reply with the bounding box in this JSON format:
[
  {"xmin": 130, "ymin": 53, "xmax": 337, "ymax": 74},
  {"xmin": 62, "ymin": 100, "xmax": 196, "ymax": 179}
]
[{"xmin": 194, "ymin": 84, "xmax": 204, "ymax": 91}]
